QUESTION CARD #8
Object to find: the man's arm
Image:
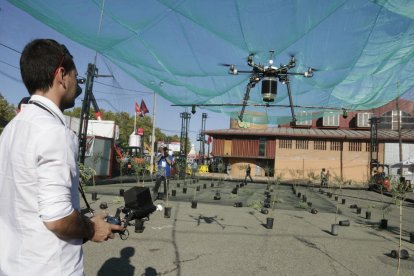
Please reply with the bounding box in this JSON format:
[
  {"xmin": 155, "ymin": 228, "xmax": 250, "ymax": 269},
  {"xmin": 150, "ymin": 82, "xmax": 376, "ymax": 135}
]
[{"xmin": 44, "ymin": 211, "xmax": 124, "ymax": 242}]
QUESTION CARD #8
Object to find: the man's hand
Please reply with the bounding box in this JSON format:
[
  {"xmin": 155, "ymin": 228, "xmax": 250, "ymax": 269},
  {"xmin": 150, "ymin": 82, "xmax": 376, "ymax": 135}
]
[{"xmin": 90, "ymin": 212, "xmax": 125, "ymax": 242}]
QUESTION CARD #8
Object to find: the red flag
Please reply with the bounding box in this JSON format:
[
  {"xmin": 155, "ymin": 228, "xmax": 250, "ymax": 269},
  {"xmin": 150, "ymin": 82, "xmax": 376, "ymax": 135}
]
[
  {"xmin": 135, "ymin": 102, "xmax": 141, "ymax": 114},
  {"xmin": 140, "ymin": 99, "xmax": 149, "ymax": 117},
  {"xmin": 207, "ymin": 136, "xmax": 212, "ymax": 145}
]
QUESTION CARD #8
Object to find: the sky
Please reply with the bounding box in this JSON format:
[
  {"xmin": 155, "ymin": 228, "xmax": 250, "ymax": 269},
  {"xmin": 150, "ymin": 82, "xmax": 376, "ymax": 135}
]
[{"xmin": 0, "ymin": 1, "xmax": 229, "ymax": 152}]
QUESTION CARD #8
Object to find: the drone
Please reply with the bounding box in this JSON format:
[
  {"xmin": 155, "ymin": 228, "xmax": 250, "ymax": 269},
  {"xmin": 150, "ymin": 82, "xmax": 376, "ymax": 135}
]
[
  {"xmin": 224, "ymin": 50, "xmax": 315, "ymax": 124},
  {"xmin": 172, "ymin": 51, "xmax": 347, "ymax": 124}
]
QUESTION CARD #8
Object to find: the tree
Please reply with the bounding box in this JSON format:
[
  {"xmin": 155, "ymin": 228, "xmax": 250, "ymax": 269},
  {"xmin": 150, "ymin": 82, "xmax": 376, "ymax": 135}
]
[{"xmin": 0, "ymin": 94, "xmax": 17, "ymax": 135}]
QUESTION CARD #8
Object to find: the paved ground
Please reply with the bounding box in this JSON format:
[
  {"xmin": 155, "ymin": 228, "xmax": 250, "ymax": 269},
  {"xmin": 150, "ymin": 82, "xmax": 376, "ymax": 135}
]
[{"xmin": 82, "ymin": 180, "xmax": 414, "ymax": 276}]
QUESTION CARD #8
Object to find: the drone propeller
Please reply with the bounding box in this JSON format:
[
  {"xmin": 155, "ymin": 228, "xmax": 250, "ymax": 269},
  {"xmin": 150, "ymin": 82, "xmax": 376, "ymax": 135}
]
[{"xmin": 219, "ymin": 63, "xmax": 233, "ymax": 67}]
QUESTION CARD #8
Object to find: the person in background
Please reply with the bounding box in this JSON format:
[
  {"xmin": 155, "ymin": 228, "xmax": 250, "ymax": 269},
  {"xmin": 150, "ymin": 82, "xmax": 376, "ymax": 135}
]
[
  {"xmin": 0, "ymin": 39, "xmax": 123, "ymax": 276},
  {"xmin": 153, "ymin": 146, "xmax": 173, "ymax": 200},
  {"xmin": 16, "ymin": 96, "xmax": 31, "ymax": 113},
  {"xmin": 244, "ymin": 164, "xmax": 253, "ymax": 183},
  {"xmin": 320, "ymin": 168, "xmax": 327, "ymax": 187},
  {"xmin": 326, "ymin": 170, "xmax": 331, "ymax": 187}
]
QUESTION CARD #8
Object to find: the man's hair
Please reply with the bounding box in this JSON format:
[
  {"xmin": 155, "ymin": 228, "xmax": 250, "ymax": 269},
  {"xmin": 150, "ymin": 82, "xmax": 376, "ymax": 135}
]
[{"xmin": 20, "ymin": 39, "xmax": 76, "ymax": 95}]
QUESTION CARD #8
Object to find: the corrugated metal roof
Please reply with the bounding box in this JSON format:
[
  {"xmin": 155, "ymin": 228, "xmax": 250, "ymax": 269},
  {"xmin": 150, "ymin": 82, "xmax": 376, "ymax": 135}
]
[{"xmin": 205, "ymin": 127, "xmax": 414, "ymax": 142}]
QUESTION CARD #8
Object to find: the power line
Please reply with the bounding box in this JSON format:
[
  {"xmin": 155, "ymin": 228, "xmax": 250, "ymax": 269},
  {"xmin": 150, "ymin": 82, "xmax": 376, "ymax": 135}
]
[
  {"xmin": 0, "ymin": 60, "xmax": 19, "ymax": 70},
  {"xmin": 94, "ymin": 80, "xmax": 153, "ymax": 94},
  {"xmin": 0, "ymin": 43, "xmax": 21, "ymax": 54}
]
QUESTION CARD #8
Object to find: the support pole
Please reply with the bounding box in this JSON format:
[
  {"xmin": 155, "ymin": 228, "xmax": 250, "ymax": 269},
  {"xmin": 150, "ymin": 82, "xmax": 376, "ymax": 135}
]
[{"xmin": 150, "ymin": 92, "xmax": 156, "ymax": 177}]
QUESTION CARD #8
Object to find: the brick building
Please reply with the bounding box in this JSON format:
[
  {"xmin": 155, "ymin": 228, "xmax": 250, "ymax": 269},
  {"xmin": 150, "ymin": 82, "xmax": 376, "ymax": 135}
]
[{"xmin": 204, "ymin": 99, "xmax": 414, "ymax": 186}]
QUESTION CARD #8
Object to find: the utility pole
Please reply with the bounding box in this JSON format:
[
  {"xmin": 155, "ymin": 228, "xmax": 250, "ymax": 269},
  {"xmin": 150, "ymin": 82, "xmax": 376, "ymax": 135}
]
[
  {"xmin": 150, "ymin": 92, "xmax": 157, "ymax": 177},
  {"xmin": 78, "ymin": 63, "xmax": 112, "ymax": 164},
  {"xmin": 179, "ymin": 112, "xmax": 191, "ymax": 178},
  {"xmin": 201, "ymin": 113, "xmax": 208, "ymax": 164}
]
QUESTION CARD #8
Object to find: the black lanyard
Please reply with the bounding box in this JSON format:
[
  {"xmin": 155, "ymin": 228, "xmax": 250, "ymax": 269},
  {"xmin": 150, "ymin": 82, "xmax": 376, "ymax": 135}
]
[
  {"xmin": 30, "ymin": 101, "xmax": 94, "ymax": 215},
  {"xmin": 30, "ymin": 101, "xmax": 65, "ymax": 126}
]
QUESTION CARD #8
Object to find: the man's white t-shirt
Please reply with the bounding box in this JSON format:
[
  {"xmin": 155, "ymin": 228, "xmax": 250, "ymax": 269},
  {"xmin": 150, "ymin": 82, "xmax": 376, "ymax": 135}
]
[{"xmin": 0, "ymin": 95, "xmax": 84, "ymax": 275}]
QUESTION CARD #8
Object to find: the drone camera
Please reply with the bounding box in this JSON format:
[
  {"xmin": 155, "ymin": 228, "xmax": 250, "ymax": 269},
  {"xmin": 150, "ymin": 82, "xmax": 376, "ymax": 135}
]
[
  {"xmin": 191, "ymin": 105, "xmax": 196, "ymax": 114},
  {"xmin": 342, "ymin": 109, "xmax": 348, "ymax": 119},
  {"xmin": 261, "ymin": 77, "xmax": 277, "ymax": 102}
]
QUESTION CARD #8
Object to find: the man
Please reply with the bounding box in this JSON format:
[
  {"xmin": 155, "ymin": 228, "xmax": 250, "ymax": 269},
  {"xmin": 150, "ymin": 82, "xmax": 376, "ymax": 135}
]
[
  {"xmin": 0, "ymin": 39, "xmax": 123, "ymax": 276},
  {"xmin": 320, "ymin": 168, "xmax": 327, "ymax": 187},
  {"xmin": 153, "ymin": 146, "xmax": 173, "ymax": 200},
  {"xmin": 244, "ymin": 164, "xmax": 253, "ymax": 183}
]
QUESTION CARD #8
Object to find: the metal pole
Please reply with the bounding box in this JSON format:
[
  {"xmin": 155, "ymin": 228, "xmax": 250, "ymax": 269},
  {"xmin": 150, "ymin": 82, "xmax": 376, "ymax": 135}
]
[
  {"xmin": 150, "ymin": 92, "xmax": 156, "ymax": 177},
  {"xmin": 78, "ymin": 63, "xmax": 96, "ymax": 164},
  {"xmin": 201, "ymin": 113, "xmax": 208, "ymax": 164}
]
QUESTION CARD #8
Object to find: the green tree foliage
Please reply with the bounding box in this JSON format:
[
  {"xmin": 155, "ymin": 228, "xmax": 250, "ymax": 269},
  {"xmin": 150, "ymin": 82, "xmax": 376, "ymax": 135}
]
[{"xmin": 0, "ymin": 94, "xmax": 17, "ymax": 134}]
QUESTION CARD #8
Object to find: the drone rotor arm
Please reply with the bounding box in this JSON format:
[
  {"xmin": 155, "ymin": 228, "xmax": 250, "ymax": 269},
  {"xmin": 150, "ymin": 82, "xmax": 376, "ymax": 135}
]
[
  {"xmin": 238, "ymin": 82, "xmax": 254, "ymax": 121},
  {"xmin": 285, "ymin": 78, "xmax": 297, "ymax": 124}
]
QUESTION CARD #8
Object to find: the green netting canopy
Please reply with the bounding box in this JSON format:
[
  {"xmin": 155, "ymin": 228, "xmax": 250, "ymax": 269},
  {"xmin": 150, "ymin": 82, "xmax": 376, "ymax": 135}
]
[{"xmin": 8, "ymin": 0, "xmax": 414, "ymax": 124}]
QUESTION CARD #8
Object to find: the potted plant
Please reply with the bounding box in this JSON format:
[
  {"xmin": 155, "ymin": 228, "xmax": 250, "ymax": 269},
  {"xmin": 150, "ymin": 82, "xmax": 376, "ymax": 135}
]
[
  {"xmin": 390, "ymin": 176, "xmax": 411, "ymax": 274},
  {"xmin": 191, "ymin": 180, "xmax": 198, "ymax": 209},
  {"xmin": 79, "ymin": 162, "xmax": 96, "ymax": 200},
  {"xmin": 379, "ymin": 203, "xmax": 392, "ymax": 229},
  {"xmin": 164, "ymin": 179, "xmax": 172, "ymax": 218},
  {"xmin": 217, "ymin": 162, "xmax": 226, "ymax": 184},
  {"xmin": 365, "ymin": 204, "xmax": 376, "ymax": 220},
  {"xmin": 266, "ymin": 175, "xmax": 283, "ymax": 229}
]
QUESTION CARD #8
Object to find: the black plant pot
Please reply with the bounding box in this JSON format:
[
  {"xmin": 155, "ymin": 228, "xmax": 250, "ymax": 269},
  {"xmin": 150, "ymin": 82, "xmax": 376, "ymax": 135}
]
[
  {"xmin": 302, "ymin": 195, "xmax": 307, "ymax": 202},
  {"xmin": 183, "ymin": 187, "xmax": 187, "ymax": 194},
  {"xmin": 310, "ymin": 208, "xmax": 318, "ymax": 214},
  {"xmin": 341, "ymin": 198, "xmax": 346, "ymax": 205},
  {"xmin": 328, "ymin": 193, "xmax": 332, "ymax": 198},
  {"xmin": 331, "ymin": 224, "xmax": 338, "ymax": 236},
  {"xmin": 366, "ymin": 211, "xmax": 371, "ymax": 220},
  {"xmin": 293, "ymin": 189, "xmax": 296, "ymax": 195},
  {"xmin": 334, "ymin": 196, "xmax": 338, "ymax": 201},
  {"xmin": 214, "ymin": 191, "xmax": 221, "ymax": 200},
  {"xmin": 203, "ymin": 183, "xmax": 207, "ymax": 189},
  {"xmin": 266, "ymin": 217, "xmax": 274, "ymax": 229},
  {"xmin": 191, "ymin": 200, "xmax": 197, "ymax": 209},
  {"xmin": 231, "ymin": 187, "xmax": 238, "ymax": 194},
  {"xmin": 171, "ymin": 189, "xmax": 176, "ymax": 197},
  {"xmin": 380, "ymin": 219, "xmax": 388, "ymax": 229},
  {"xmin": 177, "ymin": 183, "xmax": 181, "ymax": 188},
  {"xmin": 233, "ymin": 202, "xmax": 243, "ymax": 208},
  {"xmin": 135, "ymin": 219, "xmax": 145, "ymax": 233},
  {"xmin": 339, "ymin": 220, "xmax": 350, "ymax": 226},
  {"xmin": 196, "ymin": 186, "xmax": 200, "ymax": 192},
  {"xmin": 119, "ymin": 189, "xmax": 124, "ymax": 196},
  {"xmin": 307, "ymin": 202, "xmax": 312, "ymax": 207},
  {"xmin": 92, "ymin": 192, "xmax": 98, "ymax": 201},
  {"xmin": 410, "ymin": 232, "xmax": 414, "ymax": 244},
  {"xmin": 356, "ymin": 207, "xmax": 362, "ymax": 214},
  {"xmin": 164, "ymin": 206, "xmax": 172, "ymax": 218},
  {"xmin": 297, "ymin": 192, "xmax": 301, "ymax": 198},
  {"xmin": 391, "ymin": 249, "xmax": 410, "ymax": 259}
]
